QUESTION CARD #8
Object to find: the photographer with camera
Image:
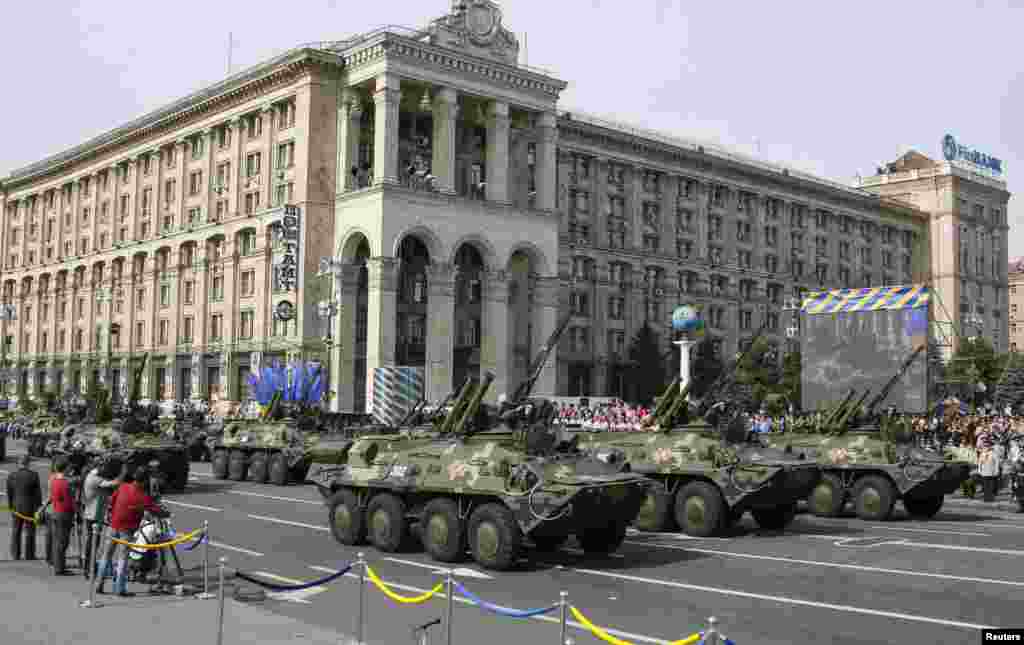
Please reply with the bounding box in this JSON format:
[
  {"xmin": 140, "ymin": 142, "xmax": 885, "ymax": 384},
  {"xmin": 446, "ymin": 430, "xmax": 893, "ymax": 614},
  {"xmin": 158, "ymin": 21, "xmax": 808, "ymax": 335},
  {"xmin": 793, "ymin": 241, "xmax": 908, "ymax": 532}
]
[
  {"xmin": 80, "ymin": 458, "xmax": 123, "ymax": 579},
  {"xmin": 94, "ymin": 465, "xmax": 167, "ymax": 597}
]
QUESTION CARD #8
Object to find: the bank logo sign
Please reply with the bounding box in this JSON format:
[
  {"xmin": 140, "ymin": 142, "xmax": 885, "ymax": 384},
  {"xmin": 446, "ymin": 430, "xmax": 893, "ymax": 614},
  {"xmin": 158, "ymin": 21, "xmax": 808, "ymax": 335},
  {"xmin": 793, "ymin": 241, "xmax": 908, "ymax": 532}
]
[{"xmin": 941, "ymin": 134, "xmax": 1003, "ymax": 176}]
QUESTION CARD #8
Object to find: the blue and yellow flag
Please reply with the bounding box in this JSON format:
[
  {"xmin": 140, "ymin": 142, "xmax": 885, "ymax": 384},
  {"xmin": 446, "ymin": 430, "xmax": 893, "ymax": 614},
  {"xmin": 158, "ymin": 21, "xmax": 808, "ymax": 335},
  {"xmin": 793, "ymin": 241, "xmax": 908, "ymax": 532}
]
[{"xmin": 800, "ymin": 285, "xmax": 929, "ymax": 315}]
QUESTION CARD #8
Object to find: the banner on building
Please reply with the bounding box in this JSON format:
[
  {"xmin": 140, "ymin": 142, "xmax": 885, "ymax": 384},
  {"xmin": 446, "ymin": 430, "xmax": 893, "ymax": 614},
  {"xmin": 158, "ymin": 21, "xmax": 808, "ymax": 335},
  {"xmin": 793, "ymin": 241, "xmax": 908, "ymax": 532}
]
[
  {"xmin": 273, "ymin": 204, "xmax": 301, "ymax": 292},
  {"xmin": 371, "ymin": 367, "xmax": 425, "ymax": 427}
]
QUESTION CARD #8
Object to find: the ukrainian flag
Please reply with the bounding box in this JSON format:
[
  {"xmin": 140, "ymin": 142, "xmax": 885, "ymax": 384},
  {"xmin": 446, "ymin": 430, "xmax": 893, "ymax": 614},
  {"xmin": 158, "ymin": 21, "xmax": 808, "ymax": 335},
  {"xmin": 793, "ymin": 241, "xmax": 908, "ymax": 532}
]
[{"xmin": 801, "ymin": 285, "xmax": 929, "ymax": 314}]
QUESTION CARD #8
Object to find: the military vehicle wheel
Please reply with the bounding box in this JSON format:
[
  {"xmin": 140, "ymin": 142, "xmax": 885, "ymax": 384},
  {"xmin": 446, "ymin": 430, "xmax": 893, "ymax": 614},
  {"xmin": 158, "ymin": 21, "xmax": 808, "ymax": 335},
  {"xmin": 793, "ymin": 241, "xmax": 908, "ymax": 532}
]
[
  {"xmin": 249, "ymin": 455, "xmax": 269, "ymax": 484},
  {"xmin": 531, "ymin": 535, "xmax": 569, "ymax": 552},
  {"xmin": 366, "ymin": 494, "xmax": 408, "ymax": 553},
  {"xmin": 752, "ymin": 503, "xmax": 797, "ymax": 530},
  {"xmin": 212, "ymin": 450, "xmax": 229, "ymax": 479},
  {"xmin": 634, "ymin": 485, "xmax": 677, "ymax": 532},
  {"xmin": 268, "ymin": 453, "xmax": 289, "ymax": 486},
  {"xmin": 579, "ymin": 522, "xmax": 627, "ymax": 555},
  {"xmin": 228, "ymin": 450, "xmax": 248, "ymax": 481},
  {"xmin": 852, "ymin": 475, "xmax": 896, "ymax": 521},
  {"xmin": 674, "ymin": 481, "xmax": 727, "ymax": 537},
  {"xmin": 421, "ymin": 498, "xmax": 465, "ymax": 563},
  {"xmin": 468, "ymin": 503, "xmax": 522, "ymax": 571},
  {"xmin": 809, "ymin": 473, "xmax": 846, "ymax": 517},
  {"xmin": 903, "ymin": 495, "xmax": 944, "ymax": 519},
  {"xmin": 329, "ymin": 489, "xmax": 366, "ymax": 545}
]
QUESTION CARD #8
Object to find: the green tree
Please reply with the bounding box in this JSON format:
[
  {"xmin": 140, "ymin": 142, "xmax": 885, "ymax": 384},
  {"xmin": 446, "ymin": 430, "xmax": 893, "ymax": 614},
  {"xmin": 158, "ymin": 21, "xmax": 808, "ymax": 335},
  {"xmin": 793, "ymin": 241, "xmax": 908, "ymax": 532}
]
[
  {"xmin": 945, "ymin": 338, "xmax": 1004, "ymax": 403},
  {"xmin": 690, "ymin": 337, "xmax": 724, "ymax": 399},
  {"xmin": 628, "ymin": 323, "xmax": 666, "ymax": 405},
  {"xmin": 778, "ymin": 350, "xmax": 802, "ymax": 411},
  {"xmin": 994, "ymin": 352, "xmax": 1024, "ymax": 413}
]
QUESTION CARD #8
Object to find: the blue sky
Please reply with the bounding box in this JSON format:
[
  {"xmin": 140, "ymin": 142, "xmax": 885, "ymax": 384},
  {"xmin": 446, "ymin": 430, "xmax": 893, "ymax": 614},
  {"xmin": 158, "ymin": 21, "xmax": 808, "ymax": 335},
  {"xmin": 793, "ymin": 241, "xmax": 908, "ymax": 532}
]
[{"xmin": 1, "ymin": 0, "xmax": 1018, "ymax": 248}]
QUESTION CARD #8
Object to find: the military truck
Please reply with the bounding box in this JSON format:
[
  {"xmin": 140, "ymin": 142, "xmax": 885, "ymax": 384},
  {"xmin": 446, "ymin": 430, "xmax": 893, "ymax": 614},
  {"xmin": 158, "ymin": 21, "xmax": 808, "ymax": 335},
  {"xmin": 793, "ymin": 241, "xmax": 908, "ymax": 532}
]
[
  {"xmin": 313, "ymin": 314, "xmax": 651, "ymax": 571},
  {"xmin": 52, "ymin": 355, "xmax": 191, "ymax": 491},
  {"xmin": 762, "ymin": 345, "xmax": 971, "ymax": 520},
  {"xmin": 575, "ymin": 330, "xmax": 821, "ymax": 538},
  {"xmin": 210, "ymin": 361, "xmax": 326, "ymax": 485}
]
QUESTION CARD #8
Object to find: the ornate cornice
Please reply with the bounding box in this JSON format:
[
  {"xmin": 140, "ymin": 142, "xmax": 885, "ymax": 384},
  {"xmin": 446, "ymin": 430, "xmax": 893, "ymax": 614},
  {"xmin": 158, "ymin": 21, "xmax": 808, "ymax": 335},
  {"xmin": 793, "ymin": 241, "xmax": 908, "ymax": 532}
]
[{"xmin": 4, "ymin": 49, "xmax": 338, "ymax": 190}]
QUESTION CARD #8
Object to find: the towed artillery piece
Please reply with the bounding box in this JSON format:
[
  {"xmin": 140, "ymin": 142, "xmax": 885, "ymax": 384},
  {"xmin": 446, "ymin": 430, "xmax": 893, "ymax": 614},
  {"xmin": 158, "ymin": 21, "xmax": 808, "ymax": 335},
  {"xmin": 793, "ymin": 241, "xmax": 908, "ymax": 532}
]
[
  {"xmin": 576, "ymin": 327, "xmax": 820, "ymax": 537},
  {"xmin": 313, "ymin": 313, "xmax": 651, "ymax": 570},
  {"xmin": 211, "ymin": 361, "xmax": 325, "ymax": 485},
  {"xmin": 762, "ymin": 345, "xmax": 971, "ymax": 520}
]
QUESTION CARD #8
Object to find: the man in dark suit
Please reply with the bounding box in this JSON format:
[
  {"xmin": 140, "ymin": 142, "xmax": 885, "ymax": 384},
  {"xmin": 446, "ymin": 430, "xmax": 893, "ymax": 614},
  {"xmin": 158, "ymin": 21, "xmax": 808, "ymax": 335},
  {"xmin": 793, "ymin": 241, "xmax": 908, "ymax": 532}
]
[{"xmin": 7, "ymin": 454, "xmax": 42, "ymax": 560}]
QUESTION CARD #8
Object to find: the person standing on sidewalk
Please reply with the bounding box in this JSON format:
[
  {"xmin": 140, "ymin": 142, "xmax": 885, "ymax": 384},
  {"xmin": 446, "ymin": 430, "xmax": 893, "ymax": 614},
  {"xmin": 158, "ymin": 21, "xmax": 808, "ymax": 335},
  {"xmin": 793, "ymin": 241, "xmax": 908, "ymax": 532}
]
[
  {"xmin": 978, "ymin": 424, "xmax": 1002, "ymax": 503},
  {"xmin": 80, "ymin": 459, "xmax": 122, "ymax": 579},
  {"xmin": 47, "ymin": 458, "xmax": 76, "ymax": 575},
  {"xmin": 95, "ymin": 466, "xmax": 167, "ymax": 597},
  {"xmin": 6, "ymin": 455, "xmax": 42, "ymax": 560}
]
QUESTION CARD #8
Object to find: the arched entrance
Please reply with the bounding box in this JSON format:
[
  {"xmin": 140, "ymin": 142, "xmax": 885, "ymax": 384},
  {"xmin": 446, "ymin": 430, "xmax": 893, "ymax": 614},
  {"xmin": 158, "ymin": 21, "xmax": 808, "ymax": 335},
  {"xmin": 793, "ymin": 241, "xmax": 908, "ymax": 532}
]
[
  {"xmin": 507, "ymin": 249, "xmax": 537, "ymax": 393},
  {"xmin": 452, "ymin": 244, "xmax": 485, "ymax": 388},
  {"xmin": 395, "ymin": 236, "xmax": 429, "ymax": 367}
]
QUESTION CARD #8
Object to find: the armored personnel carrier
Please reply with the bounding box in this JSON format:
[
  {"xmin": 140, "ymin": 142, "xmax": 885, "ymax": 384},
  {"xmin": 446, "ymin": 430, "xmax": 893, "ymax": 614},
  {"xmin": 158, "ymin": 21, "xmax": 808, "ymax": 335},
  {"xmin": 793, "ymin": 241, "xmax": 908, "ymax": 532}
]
[
  {"xmin": 52, "ymin": 355, "xmax": 190, "ymax": 491},
  {"xmin": 576, "ymin": 364, "xmax": 820, "ymax": 538},
  {"xmin": 762, "ymin": 346, "xmax": 971, "ymax": 520},
  {"xmin": 25, "ymin": 410, "xmax": 66, "ymax": 457},
  {"xmin": 210, "ymin": 361, "xmax": 325, "ymax": 485},
  {"xmin": 313, "ymin": 315, "xmax": 651, "ymax": 571}
]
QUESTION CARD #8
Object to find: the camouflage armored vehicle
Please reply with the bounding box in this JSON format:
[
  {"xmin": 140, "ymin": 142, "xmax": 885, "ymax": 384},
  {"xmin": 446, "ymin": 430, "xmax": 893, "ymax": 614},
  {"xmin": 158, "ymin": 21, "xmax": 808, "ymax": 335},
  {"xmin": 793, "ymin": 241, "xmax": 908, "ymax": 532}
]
[
  {"xmin": 210, "ymin": 361, "xmax": 325, "ymax": 485},
  {"xmin": 762, "ymin": 346, "xmax": 971, "ymax": 520},
  {"xmin": 575, "ymin": 375, "xmax": 820, "ymax": 537},
  {"xmin": 26, "ymin": 412, "xmax": 66, "ymax": 457},
  {"xmin": 52, "ymin": 355, "xmax": 191, "ymax": 491},
  {"xmin": 313, "ymin": 315, "xmax": 651, "ymax": 571}
]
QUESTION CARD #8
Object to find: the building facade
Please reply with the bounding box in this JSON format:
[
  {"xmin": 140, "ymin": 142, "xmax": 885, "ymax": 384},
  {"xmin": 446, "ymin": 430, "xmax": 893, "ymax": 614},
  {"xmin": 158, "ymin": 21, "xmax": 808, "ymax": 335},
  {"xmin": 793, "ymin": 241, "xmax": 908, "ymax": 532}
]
[
  {"xmin": 0, "ymin": 1, "xmax": 943, "ymax": 409},
  {"xmin": 1009, "ymin": 258, "xmax": 1024, "ymax": 352},
  {"xmin": 858, "ymin": 151, "xmax": 1010, "ymax": 355}
]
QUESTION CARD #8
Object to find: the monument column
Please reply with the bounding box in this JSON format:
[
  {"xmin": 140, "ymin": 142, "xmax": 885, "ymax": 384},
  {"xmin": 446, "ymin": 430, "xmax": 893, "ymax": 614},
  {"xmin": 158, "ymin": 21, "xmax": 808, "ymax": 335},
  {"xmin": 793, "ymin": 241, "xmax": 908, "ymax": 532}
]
[
  {"xmin": 372, "ymin": 74, "xmax": 402, "ymax": 186},
  {"xmin": 485, "ymin": 102, "xmax": 511, "ymax": 204},
  {"xmin": 425, "ymin": 263, "xmax": 456, "ymax": 404},
  {"xmin": 337, "ymin": 89, "xmax": 363, "ymax": 192},
  {"xmin": 431, "ymin": 88, "xmax": 459, "ymax": 195},
  {"xmin": 535, "ymin": 112, "xmax": 558, "ymax": 212}
]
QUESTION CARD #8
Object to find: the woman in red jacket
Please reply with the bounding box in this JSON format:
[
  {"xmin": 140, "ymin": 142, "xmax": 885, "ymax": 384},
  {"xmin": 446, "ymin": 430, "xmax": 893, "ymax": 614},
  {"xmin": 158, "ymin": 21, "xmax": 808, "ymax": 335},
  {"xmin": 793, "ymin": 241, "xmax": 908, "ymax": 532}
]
[{"xmin": 94, "ymin": 466, "xmax": 166, "ymax": 597}]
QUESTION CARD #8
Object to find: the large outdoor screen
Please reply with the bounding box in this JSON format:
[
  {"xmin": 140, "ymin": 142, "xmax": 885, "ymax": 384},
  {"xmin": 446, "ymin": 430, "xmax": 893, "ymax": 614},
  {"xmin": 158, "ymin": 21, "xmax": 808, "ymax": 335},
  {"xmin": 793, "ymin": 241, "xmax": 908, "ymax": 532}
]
[{"xmin": 800, "ymin": 286, "xmax": 929, "ymax": 413}]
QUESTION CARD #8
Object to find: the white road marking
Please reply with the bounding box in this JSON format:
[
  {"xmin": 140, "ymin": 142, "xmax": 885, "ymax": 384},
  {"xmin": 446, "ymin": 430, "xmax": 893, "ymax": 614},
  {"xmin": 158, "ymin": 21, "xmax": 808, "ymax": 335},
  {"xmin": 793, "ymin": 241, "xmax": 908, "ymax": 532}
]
[
  {"xmin": 163, "ymin": 500, "xmax": 223, "ymax": 512},
  {"xmin": 569, "ymin": 567, "xmax": 992, "ymax": 631},
  {"xmin": 209, "ymin": 541, "xmax": 264, "ymax": 557},
  {"xmin": 382, "ymin": 556, "xmax": 494, "ymax": 580},
  {"xmin": 229, "ymin": 490, "xmax": 321, "ymax": 505},
  {"xmin": 793, "ymin": 521, "xmax": 991, "ymax": 537},
  {"xmin": 803, "ymin": 534, "xmax": 1024, "ymax": 555},
  {"xmin": 309, "ymin": 566, "xmax": 673, "ymax": 645},
  {"xmin": 564, "ymin": 547, "xmax": 625, "ymax": 559},
  {"xmin": 624, "ymin": 540, "xmax": 1024, "ymax": 587},
  {"xmin": 248, "ymin": 514, "xmax": 329, "ymax": 532},
  {"xmin": 251, "ymin": 572, "xmax": 327, "ymax": 604},
  {"xmin": 626, "ymin": 527, "xmax": 731, "ymax": 541}
]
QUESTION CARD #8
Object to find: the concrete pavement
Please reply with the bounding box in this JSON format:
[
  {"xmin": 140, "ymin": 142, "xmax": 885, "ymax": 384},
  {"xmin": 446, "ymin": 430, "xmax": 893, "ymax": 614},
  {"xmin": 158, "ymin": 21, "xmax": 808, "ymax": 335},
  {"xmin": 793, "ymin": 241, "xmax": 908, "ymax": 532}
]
[{"xmin": 3, "ymin": 442, "xmax": 1023, "ymax": 645}]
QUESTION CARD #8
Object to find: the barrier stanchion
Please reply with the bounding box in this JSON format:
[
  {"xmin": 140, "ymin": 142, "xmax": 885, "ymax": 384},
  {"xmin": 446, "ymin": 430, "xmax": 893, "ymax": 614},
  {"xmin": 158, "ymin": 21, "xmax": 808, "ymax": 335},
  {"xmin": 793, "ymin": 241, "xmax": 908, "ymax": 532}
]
[
  {"xmin": 703, "ymin": 616, "xmax": 719, "ymax": 645},
  {"xmin": 559, "ymin": 591, "xmax": 568, "ymax": 645},
  {"xmin": 445, "ymin": 568, "xmax": 454, "ymax": 645},
  {"xmin": 216, "ymin": 557, "xmax": 227, "ymax": 645},
  {"xmin": 196, "ymin": 520, "xmax": 213, "ymax": 600},
  {"xmin": 356, "ymin": 552, "xmax": 366, "ymax": 645}
]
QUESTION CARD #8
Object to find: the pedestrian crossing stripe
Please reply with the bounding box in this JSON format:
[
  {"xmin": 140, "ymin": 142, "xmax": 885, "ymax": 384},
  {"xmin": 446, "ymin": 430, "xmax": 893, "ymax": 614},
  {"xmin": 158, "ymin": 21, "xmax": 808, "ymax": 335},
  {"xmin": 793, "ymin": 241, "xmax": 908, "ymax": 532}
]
[{"xmin": 801, "ymin": 285, "xmax": 929, "ymax": 314}]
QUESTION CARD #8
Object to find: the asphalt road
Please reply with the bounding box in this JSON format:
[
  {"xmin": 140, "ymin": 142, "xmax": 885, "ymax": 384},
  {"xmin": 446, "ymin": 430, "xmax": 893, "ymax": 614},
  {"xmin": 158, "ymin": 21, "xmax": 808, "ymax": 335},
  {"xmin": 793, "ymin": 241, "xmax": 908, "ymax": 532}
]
[{"xmin": 3, "ymin": 442, "xmax": 1022, "ymax": 645}]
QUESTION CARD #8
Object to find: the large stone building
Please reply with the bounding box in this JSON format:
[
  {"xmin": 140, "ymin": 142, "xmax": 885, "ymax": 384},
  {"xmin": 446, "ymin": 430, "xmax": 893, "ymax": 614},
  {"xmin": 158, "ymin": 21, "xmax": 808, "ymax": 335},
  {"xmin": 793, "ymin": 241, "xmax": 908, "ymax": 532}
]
[
  {"xmin": 858, "ymin": 150, "xmax": 1010, "ymax": 355},
  {"xmin": 1009, "ymin": 258, "xmax": 1024, "ymax": 352},
  {"xmin": 0, "ymin": 1, "xmax": 979, "ymax": 410}
]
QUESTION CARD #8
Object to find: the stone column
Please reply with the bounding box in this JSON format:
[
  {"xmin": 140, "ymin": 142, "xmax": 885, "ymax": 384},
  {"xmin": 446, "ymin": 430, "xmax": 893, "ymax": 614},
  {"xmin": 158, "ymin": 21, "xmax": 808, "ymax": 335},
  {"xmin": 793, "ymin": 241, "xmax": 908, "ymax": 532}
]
[
  {"xmin": 424, "ymin": 263, "xmax": 456, "ymax": 404},
  {"xmin": 261, "ymin": 105, "xmax": 276, "ymax": 207},
  {"xmin": 480, "ymin": 269, "xmax": 510, "ymax": 403},
  {"xmin": 663, "ymin": 174, "xmax": 678, "ymax": 255},
  {"xmin": 220, "ymin": 352, "xmax": 231, "ymax": 401},
  {"xmin": 533, "ymin": 277, "xmax": 561, "ymax": 396},
  {"xmin": 592, "ymin": 157, "xmax": 608, "ymax": 243},
  {"xmin": 176, "ymin": 140, "xmax": 188, "ymax": 227},
  {"xmin": 337, "ymin": 89, "xmax": 364, "ymax": 192},
  {"xmin": 432, "ymin": 88, "xmax": 458, "ymax": 195},
  {"xmin": 230, "ymin": 119, "xmax": 244, "ymax": 215},
  {"xmin": 363, "ymin": 257, "xmax": 399, "ymax": 411},
  {"xmin": 333, "ymin": 264, "xmax": 360, "ymax": 413},
  {"xmin": 535, "ymin": 112, "xmax": 558, "ymax": 212},
  {"xmin": 630, "ymin": 167, "xmax": 643, "ymax": 249},
  {"xmin": 190, "ymin": 352, "xmax": 202, "ymax": 401},
  {"xmin": 485, "ymin": 102, "xmax": 510, "ymax": 204},
  {"xmin": 372, "ymin": 74, "xmax": 402, "ymax": 186}
]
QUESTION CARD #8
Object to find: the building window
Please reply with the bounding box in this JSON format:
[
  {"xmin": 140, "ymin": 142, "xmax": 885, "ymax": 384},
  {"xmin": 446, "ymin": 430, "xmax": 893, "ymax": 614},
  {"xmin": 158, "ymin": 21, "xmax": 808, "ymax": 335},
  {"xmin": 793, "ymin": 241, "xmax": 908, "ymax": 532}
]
[
  {"xmin": 77, "ymin": 297, "xmax": 85, "ymax": 320},
  {"xmin": 189, "ymin": 171, "xmax": 203, "ymax": 196},
  {"xmin": 165, "ymin": 147, "xmax": 176, "ymax": 168},
  {"xmin": 247, "ymin": 115, "xmax": 262, "ymax": 139},
  {"xmin": 158, "ymin": 319, "xmax": 169, "ymax": 345},
  {"xmin": 277, "ymin": 142, "xmax": 295, "ymax": 168},
  {"xmin": 160, "ymin": 284, "xmax": 170, "ymax": 308},
  {"xmin": 187, "ymin": 207, "xmax": 201, "ymax": 225},
  {"xmin": 210, "ymin": 314, "xmax": 223, "ymax": 341},
  {"xmin": 216, "ymin": 162, "xmax": 231, "ymax": 189},
  {"xmin": 246, "ymin": 153, "xmax": 262, "ymax": 177},
  {"xmin": 240, "ymin": 310, "xmax": 255, "ymax": 338},
  {"xmin": 277, "ymin": 101, "xmax": 295, "ymax": 129},
  {"xmin": 607, "ymin": 296, "xmax": 624, "ymax": 320},
  {"xmin": 211, "ymin": 275, "xmax": 224, "ymax": 301},
  {"xmin": 191, "ymin": 135, "xmax": 204, "ymax": 160},
  {"xmin": 184, "ymin": 281, "xmax": 195, "ymax": 304},
  {"xmin": 218, "ymin": 125, "xmax": 232, "ymax": 149},
  {"xmin": 58, "ymin": 330, "xmax": 66, "ymax": 351},
  {"xmin": 182, "ymin": 317, "xmax": 194, "ymax": 343},
  {"xmin": 570, "ymin": 292, "xmax": 589, "ymax": 316},
  {"xmin": 239, "ymin": 231, "xmax": 256, "ymax": 256},
  {"xmin": 214, "ymin": 199, "xmax": 228, "ymax": 222},
  {"xmin": 135, "ymin": 321, "xmax": 145, "ymax": 347},
  {"xmin": 241, "ymin": 270, "xmax": 255, "ymax": 296},
  {"xmin": 164, "ymin": 179, "xmax": 176, "ymax": 205},
  {"xmin": 245, "ymin": 192, "xmax": 261, "ymax": 215},
  {"xmin": 74, "ymin": 330, "xmax": 83, "ymax": 351},
  {"xmin": 608, "ymin": 330, "xmax": 626, "ymax": 357},
  {"xmin": 274, "ymin": 182, "xmax": 294, "ymax": 206}
]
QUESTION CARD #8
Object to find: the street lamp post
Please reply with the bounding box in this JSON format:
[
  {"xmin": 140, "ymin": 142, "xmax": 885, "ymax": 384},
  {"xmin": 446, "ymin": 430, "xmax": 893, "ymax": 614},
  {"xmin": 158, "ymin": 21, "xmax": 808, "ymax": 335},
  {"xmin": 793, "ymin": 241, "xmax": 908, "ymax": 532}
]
[{"xmin": 317, "ymin": 257, "xmax": 345, "ymax": 411}]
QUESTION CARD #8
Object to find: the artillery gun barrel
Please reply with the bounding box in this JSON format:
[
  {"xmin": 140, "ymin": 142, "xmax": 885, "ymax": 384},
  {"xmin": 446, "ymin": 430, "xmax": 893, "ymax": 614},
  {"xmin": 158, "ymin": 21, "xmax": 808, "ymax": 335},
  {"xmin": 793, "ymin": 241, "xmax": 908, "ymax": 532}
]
[
  {"xmin": 440, "ymin": 379, "xmax": 476, "ymax": 435},
  {"xmin": 865, "ymin": 345, "xmax": 925, "ymax": 416},
  {"xmin": 838, "ymin": 389, "xmax": 872, "ymax": 428},
  {"xmin": 660, "ymin": 380, "xmax": 694, "ymax": 430},
  {"xmin": 453, "ymin": 371, "xmax": 495, "ymax": 435},
  {"xmin": 824, "ymin": 389, "xmax": 857, "ymax": 426},
  {"xmin": 642, "ymin": 378, "xmax": 679, "ymax": 427}
]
